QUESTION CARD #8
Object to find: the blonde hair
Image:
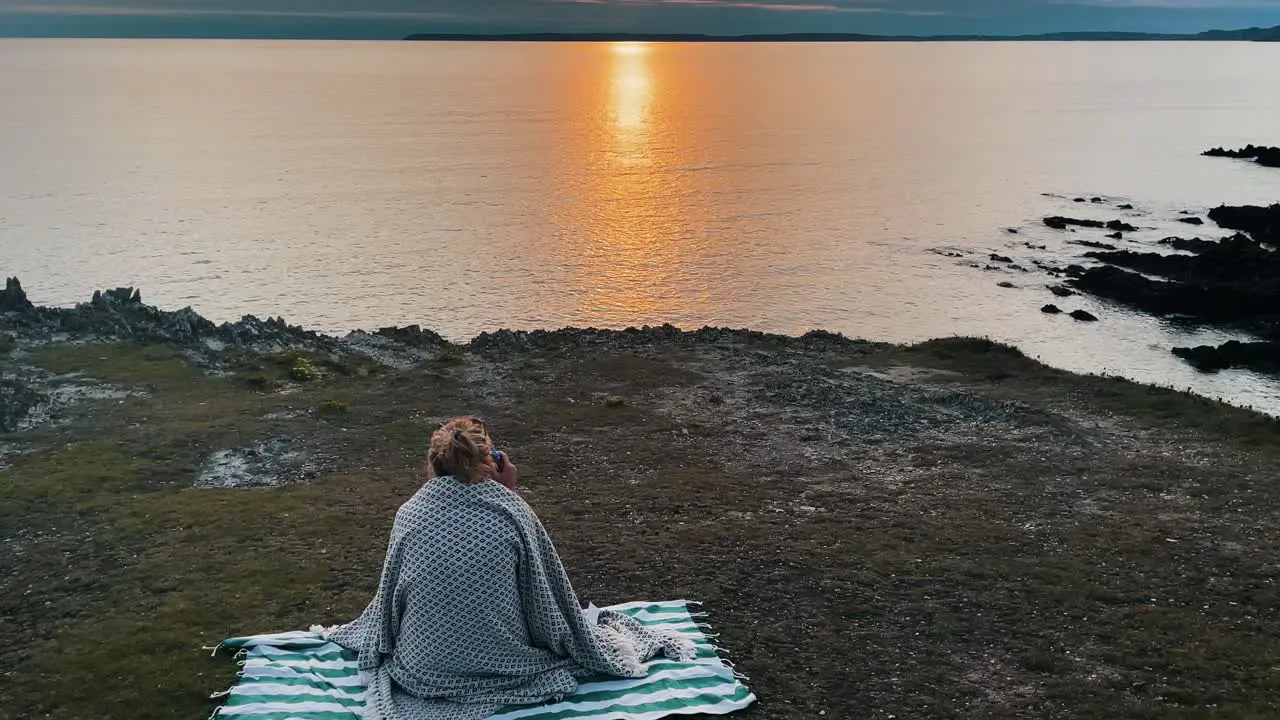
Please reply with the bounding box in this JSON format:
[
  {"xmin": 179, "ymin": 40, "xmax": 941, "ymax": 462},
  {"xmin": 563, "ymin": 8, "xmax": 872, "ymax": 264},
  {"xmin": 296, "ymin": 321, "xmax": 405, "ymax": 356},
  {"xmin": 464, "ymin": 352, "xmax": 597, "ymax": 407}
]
[{"xmin": 427, "ymin": 416, "xmax": 494, "ymax": 484}]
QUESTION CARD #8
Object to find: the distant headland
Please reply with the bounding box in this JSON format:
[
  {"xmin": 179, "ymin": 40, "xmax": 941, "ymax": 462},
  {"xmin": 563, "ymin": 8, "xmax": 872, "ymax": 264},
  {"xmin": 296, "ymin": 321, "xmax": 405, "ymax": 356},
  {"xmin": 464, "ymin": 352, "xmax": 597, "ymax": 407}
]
[{"xmin": 405, "ymin": 26, "xmax": 1280, "ymax": 42}]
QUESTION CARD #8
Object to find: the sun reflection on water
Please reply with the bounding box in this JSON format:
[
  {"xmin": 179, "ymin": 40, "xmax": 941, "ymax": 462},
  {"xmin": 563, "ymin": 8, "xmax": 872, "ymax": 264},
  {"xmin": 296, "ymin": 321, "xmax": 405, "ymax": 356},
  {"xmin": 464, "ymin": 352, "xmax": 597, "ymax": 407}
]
[
  {"xmin": 608, "ymin": 42, "xmax": 654, "ymax": 164},
  {"xmin": 552, "ymin": 42, "xmax": 706, "ymax": 326}
]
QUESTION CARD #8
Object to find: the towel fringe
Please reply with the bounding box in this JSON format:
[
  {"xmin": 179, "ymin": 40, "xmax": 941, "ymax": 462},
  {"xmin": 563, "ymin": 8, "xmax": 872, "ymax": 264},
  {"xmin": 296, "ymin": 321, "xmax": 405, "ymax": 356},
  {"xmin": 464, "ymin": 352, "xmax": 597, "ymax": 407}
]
[
  {"xmin": 208, "ymin": 689, "xmax": 232, "ymax": 700},
  {"xmin": 202, "ymin": 643, "xmax": 223, "ymax": 657},
  {"xmin": 233, "ymin": 649, "xmax": 248, "ymax": 661},
  {"xmin": 206, "ymin": 706, "xmax": 222, "ymax": 720}
]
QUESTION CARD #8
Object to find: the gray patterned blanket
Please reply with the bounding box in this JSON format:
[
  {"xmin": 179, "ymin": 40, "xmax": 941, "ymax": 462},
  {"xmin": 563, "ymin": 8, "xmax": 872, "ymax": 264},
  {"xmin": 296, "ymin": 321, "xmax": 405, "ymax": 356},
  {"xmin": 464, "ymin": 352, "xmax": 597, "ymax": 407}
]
[{"xmin": 327, "ymin": 476, "xmax": 694, "ymax": 720}]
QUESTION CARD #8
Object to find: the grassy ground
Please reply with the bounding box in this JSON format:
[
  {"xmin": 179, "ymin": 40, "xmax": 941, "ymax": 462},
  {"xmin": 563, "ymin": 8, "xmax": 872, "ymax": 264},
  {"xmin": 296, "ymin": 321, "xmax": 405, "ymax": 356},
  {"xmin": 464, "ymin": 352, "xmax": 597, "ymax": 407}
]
[{"xmin": 1, "ymin": 335, "xmax": 1277, "ymax": 720}]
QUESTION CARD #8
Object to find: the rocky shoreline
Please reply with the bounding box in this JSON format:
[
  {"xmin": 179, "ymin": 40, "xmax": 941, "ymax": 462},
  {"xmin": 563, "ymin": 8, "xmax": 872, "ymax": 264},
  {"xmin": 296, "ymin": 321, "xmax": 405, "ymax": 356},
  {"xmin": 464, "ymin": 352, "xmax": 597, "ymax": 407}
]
[
  {"xmin": 1008, "ymin": 149, "xmax": 1280, "ymax": 376},
  {"xmin": 0, "ymin": 275, "xmax": 901, "ymax": 440}
]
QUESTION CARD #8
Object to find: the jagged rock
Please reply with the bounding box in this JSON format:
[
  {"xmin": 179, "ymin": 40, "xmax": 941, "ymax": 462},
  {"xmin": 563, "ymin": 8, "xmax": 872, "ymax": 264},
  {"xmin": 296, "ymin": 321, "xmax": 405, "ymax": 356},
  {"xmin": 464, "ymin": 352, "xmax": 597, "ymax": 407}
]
[
  {"xmin": 90, "ymin": 287, "xmax": 142, "ymax": 310},
  {"xmin": 0, "ymin": 277, "xmax": 35, "ymax": 314},
  {"xmin": 989, "ymin": 254, "xmax": 1013, "ymax": 263},
  {"xmin": 1106, "ymin": 232, "xmax": 1123, "ymax": 240},
  {"xmin": 1117, "ymin": 203, "xmax": 1134, "ymax": 210},
  {"xmin": 1070, "ymin": 309, "xmax": 1099, "ymax": 322},
  {"xmin": 1041, "ymin": 304, "xmax": 1063, "ymax": 314},
  {"xmin": 373, "ymin": 325, "xmax": 446, "ymax": 348},
  {"xmin": 1105, "ymin": 220, "xmax": 1138, "ymax": 232},
  {"xmin": 1178, "ymin": 217, "xmax": 1205, "ymax": 225},
  {"xmin": 1049, "ymin": 285, "xmax": 1076, "ymax": 298}
]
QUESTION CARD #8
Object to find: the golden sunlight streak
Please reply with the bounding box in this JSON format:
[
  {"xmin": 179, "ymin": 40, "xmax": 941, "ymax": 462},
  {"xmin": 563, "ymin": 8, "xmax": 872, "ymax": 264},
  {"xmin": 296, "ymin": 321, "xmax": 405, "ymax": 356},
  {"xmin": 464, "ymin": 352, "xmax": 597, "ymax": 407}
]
[
  {"xmin": 608, "ymin": 41, "xmax": 655, "ymax": 154},
  {"xmin": 548, "ymin": 42, "xmax": 706, "ymax": 325}
]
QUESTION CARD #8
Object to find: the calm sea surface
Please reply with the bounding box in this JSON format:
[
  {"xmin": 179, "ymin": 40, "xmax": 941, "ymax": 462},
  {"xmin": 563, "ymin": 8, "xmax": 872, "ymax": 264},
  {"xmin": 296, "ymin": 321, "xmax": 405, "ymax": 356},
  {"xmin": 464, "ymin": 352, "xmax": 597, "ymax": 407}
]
[{"xmin": 3, "ymin": 39, "xmax": 1280, "ymax": 412}]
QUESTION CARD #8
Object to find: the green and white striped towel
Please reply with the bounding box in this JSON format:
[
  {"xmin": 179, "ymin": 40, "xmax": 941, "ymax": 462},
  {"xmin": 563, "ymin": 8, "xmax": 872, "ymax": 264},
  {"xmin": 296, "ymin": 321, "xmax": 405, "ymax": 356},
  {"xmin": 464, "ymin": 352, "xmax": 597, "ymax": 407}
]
[{"xmin": 212, "ymin": 600, "xmax": 755, "ymax": 720}]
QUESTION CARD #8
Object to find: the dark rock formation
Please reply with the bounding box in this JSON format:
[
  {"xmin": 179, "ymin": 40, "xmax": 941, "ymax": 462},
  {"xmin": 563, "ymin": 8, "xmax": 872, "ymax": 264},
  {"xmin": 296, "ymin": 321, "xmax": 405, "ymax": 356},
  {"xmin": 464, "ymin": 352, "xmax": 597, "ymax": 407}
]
[
  {"xmin": 1072, "ymin": 239, "xmax": 1117, "ymax": 250},
  {"xmin": 1106, "ymin": 232, "xmax": 1123, "ymax": 240},
  {"xmin": 1006, "ymin": 228, "xmax": 1019, "ymax": 234},
  {"xmin": 1173, "ymin": 340, "xmax": 1280, "ymax": 373},
  {"xmin": 1157, "ymin": 236, "xmax": 1214, "ymax": 251},
  {"xmin": 997, "ymin": 281, "xmax": 1016, "ymax": 288},
  {"xmin": 1073, "ymin": 198, "xmax": 1087, "ymax": 203},
  {"xmin": 990, "ymin": 254, "xmax": 1013, "ymax": 263},
  {"xmin": 0, "ymin": 277, "xmax": 35, "ymax": 314},
  {"xmin": 1070, "ymin": 309, "xmax": 1099, "ymax": 322},
  {"xmin": 1091, "ymin": 197, "xmax": 1104, "ymax": 204},
  {"xmin": 1045, "ymin": 216, "xmax": 1104, "ymax": 230},
  {"xmin": 1203, "ymin": 145, "xmax": 1280, "ymax": 168},
  {"xmin": 1074, "ymin": 264, "xmax": 1268, "ymax": 325},
  {"xmin": 1208, "ymin": 203, "xmax": 1280, "ymax": 244},
  {"xmin": 1049, "ymin": 285, "xmax": 1076, "ymax": 298},
  {"xmin": 1117, "ymin": 203, "xmax": 1134, "ymax": 210},
  {"xmin": 1044, "ymin": 217, "xmax": 1136, "ymax": 232},
  {"xmin": 1041, "ymin": 304, "xmax": 1063, "ymax": 314},
  {"xmin": 1068, "ymin": 231, "xmax": 1280, "ymax": 355},
  {"xmin": 1178, "ymin": 217, "xmax": 1205, "ymax": 225}
]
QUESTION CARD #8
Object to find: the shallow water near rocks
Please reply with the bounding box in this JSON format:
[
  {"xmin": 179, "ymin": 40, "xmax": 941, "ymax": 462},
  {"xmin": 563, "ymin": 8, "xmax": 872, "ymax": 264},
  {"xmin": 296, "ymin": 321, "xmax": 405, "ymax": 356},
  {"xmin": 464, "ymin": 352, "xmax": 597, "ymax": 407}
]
[{"xmin": 2, "ymin": 40, "xmax": 1280, "ymax": 413}]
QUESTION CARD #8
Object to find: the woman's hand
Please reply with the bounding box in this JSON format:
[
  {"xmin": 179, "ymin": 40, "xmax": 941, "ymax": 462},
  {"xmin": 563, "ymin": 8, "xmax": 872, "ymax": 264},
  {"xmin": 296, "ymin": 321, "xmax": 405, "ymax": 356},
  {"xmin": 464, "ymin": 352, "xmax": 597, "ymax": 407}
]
[{"xmin": 491, "ymin": 451, "xmax": 518, "ymax": 490}]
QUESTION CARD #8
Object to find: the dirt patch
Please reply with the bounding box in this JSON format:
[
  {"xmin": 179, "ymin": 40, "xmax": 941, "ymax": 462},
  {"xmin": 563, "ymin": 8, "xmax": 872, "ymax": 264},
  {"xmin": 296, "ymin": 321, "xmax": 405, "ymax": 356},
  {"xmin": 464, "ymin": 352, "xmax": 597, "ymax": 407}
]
[
  {"xmin": 196, "ymin": 438, "xmax": 337, "ymax": 488},
  {"xmin": 1, "ymin": 370, "xmax": 136, "ymax": 433}
]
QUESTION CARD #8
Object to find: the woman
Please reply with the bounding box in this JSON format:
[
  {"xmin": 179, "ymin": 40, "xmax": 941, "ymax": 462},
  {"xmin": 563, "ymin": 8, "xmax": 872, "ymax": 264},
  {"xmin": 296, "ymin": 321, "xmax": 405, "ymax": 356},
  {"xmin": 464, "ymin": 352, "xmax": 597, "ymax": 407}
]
[{"xmin": 328, "ymin": 417, "xmax": 693, "ymax": 720}]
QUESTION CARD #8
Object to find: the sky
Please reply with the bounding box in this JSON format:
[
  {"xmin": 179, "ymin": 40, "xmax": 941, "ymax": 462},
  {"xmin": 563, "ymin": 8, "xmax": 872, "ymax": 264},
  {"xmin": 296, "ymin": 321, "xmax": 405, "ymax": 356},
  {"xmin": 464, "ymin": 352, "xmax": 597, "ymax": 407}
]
[{"xmin": 1, "ymin": 0, "xmax": 1278, "ymax": 38}]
